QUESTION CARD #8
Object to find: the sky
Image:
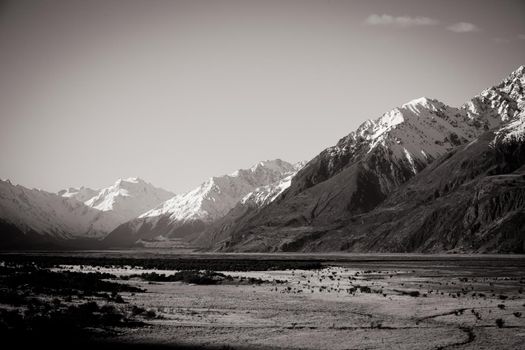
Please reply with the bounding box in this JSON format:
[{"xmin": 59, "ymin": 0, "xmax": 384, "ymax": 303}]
[{"xmin": 0, "ymin": 0, "xmax": 524, "ymax": 193}]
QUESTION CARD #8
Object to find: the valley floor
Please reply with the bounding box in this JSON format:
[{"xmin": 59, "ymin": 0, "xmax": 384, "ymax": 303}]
[
  {"xmin": 1, "ymin": 253, "xmax": 524, "ymax": 349},
  {"xmin": 112, "ymin": 262, "xmax": 525, "ymax": 349}
]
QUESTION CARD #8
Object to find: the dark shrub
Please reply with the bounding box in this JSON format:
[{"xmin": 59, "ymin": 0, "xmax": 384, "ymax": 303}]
[
  {"xmin": 4, "ymin": 270, "xmax": 143, "ymax": 295},
  {"xmin": 145, "ymin": 309, "xmax": 157, "ymax": 319},
  {"xmin": 359, "ymin": 286, "xmax": 372, "ymax": 293}
]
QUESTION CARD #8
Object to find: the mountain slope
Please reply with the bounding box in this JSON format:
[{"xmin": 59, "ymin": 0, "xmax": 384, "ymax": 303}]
[
  {"xmin": 240, "ymin": 161, "xmax": 306, "ymax": 207},
  {"xmin": 221, "ymin": 119, "xmax": 525, "ymax": 252},
  {"xmin": 104, "ymin": 160, "xmax": 297, "ymax": 246},
  {"xmin": 213, "ymin": 66, "xmax": 525, "ymax": 252},
  {"xmin": 0, "ymin": 177, "xmax": 175, "ymax": 248},
  {"xmin": 0, "ymin": 180, "xmax": 116, "ymax": 239},
  {"xmin": 190, "ymin": 161, "xmax": 306, "ymax": 248}
]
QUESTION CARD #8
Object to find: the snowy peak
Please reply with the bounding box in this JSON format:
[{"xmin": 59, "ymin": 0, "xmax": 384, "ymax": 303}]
[
  {"xmin": 345, "ymin": 97, "xmax": 457, "ymax": 146},
  {"xmin": 464, "ymin": 65, "xmax": 525, "ymax": 127},
  {"xmin": 329, "ymin": 70, "xmax": 525, "ymax": 177},
  {"xmin": 241, "ymin": 161, "xmax": 306, "ymax": 207},
  {"xmin": 84, "ymin": 177, "xmax": 174, "ymax": 223},
  {"xmin": 304, "ymin": 71, "xmax": 525, "ymax": 198},
  {"xmin": 250, "ymin": 159, "xmax": 296, "ymax": 172},
  {"xmin": 58, "ymin": 186, "xmax": 98, "ymax": 202},
  {"xmin": 140, "ymin": 159, "xmax": 296, "ymax": 223},
  {"xmin": 114, "ymin": 177, "xmax": 147, "ymax": 187},
  {"xmin": 329, "ymin": 96, "xmax": 474, "ymax": 173},
  {"xmin": 401, "ymin": 97, "xmax": 446, "ymax": 113},
  {"xmin": 230, "ymin": 159, "xmax": 296, "ymax": 179}
]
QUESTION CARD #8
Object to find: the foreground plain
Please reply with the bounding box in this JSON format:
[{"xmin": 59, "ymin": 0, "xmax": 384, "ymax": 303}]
[{"xmin": 1, "ymin": 252, "xmax": 524, "ymax": 349}]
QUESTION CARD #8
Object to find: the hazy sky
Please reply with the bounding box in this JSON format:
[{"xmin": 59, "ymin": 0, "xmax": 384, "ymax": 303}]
[{"xmin": 1, "ymin": 0, "xmax": 524, "ymax": 193}]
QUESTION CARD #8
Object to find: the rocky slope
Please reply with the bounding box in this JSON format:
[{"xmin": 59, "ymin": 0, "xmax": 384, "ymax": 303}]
[
  {"xmin": 103, "ymin": 160, "xmax": 298, "ymax": 246},
  {"xmin": 213, "ymin": 66, "xmax": 525, "ymax": 253},
  {"xmin": 220, "ymin": 122, "xmax": 525, "ymax": 253}
]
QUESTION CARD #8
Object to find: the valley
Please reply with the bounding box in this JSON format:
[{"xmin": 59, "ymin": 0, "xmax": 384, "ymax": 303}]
[
  {"xmin": 1, "ymin": 252, "xmax": 524, "ymax": 349},
  {"xmin": 1, "ymin": 3, "xmax": 524, "ymax": 349}
]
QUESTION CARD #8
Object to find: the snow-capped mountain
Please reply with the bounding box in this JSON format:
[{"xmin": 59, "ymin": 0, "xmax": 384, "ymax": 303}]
[
  {"xmin": 292, "ymin": 67, "xmax": 524, "ymax": 197},
  {"xmin": 464, "ymin": 65, "xmax": 525, "ymax": 127},
  {"xmin": 0, "ymin": 177, "xmax": 175, "ymax": 247},
  {"xmin": 58, "ymin": 186, "xmax": 98, "ymax": 203},
  {"xmin": 0, "ymin": 180, "xmax": 116, "ymax": 239},
  {"xmin": 141, "ymin": 160, "xmax": 295, "ymax": 222},
  {"xmin": 335, "ymin": 97, "xmax": 478, "ymax": 175},
  {"xmin": 85, "ymin": 177, "xmax": 174, "ymax": 224},
  {"xmin": 189, "ymin": 161, "xmax": 306, "ymax": 249},
  {"xmin": 2, "ymin": 66, "xmax": 523, "ymax": 253},
  {"xmin": 104, "ymin": 160, "xmax": 297, "ymax": 246},
  {"xmin": 214, "ymin": 66, "xmax": 525, "ymax": 252},
  {"xmin": 223, "ymin": 117, "xmax": 525, "ymax": 253},
  {"xmin": 241, "ymin": 161, "xmax": 306, "ymax": 207}
]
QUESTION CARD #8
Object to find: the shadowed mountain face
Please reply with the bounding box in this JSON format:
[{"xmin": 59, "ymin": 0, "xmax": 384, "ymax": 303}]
[
  {"xmin": 218, "ymin": 127, "xmax": 525, "ymax": 253},
  {"xmin": 208, "ymin": 66, "xmax": 525, "ymax": 253}
]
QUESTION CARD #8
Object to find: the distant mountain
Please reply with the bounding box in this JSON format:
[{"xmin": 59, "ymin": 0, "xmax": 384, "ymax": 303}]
[
  {"xmin": 213, "ymin": 66, "xmax": 525, "ymax": 253},
  {"xmin": 58, "ymin": 187, "xmax": 98, "ymax": 202},
  {"xmin": 0, "ymin": 177, "xmax": 174, "ymax": 248},
  {"xmin": 0, "ymin": 180, "xmax": 115, "ymax": 240},
  {"xmin": 241, "ymin": 161, "xmax": 306, "ymax": 207},
  {"xmin": 103, "ymin": 160, "xmax": 298, "ymax": 246},
  {"xmin": 190, "ymin": 161, "xmax": 306, "ymax": 248},
  {"xmin": 2, "ymin": 66, "xmax": 524, "ymax": 253},
  {"xmin": 84, "ymin": 177, "xmax": 174, "ymax": 224}
]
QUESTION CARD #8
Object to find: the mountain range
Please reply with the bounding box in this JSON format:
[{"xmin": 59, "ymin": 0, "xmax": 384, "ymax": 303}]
[
  {"xmin": 206, "ymin": 66, "xmax": 525, "ymax": 253},
  {"xmin": 103, "ymin": 159, "xmax": 302, "ymax": 246},
  {"xmin": 0, "ymin": 160, "xmax": 300, "ymax": 248},
  {"xmin": 1, "ymin": 66, "xmax": 524, "ymax": 252}
]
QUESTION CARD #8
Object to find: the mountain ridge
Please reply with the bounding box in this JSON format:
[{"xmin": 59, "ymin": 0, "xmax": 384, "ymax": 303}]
[
  {"xmin": 1, "ymin": 66, "xmax": 524, "ymax": 252},
  {"xmin": 208, "ymin": 65, "xmax": 525, "ymax": 253},
  {"xmin": 103, "ymin": 159, "xmax": 301, "ymax": 246},
  {"xmin": 0, "ymin": 177, "xmax": 175, "ymax": 245}
]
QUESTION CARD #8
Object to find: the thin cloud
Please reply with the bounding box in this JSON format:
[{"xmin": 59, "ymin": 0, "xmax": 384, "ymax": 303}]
[
  {"xmin": 447, "ymin": 22, "xmax": 480, "ymax": 33},
  {"xmin": 518, "ymin": 34, "xmax": 525, "ymax": 40},
  {"xmin": 365, "ymin": 14, "xmax": 439, "ymax": 28}
]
